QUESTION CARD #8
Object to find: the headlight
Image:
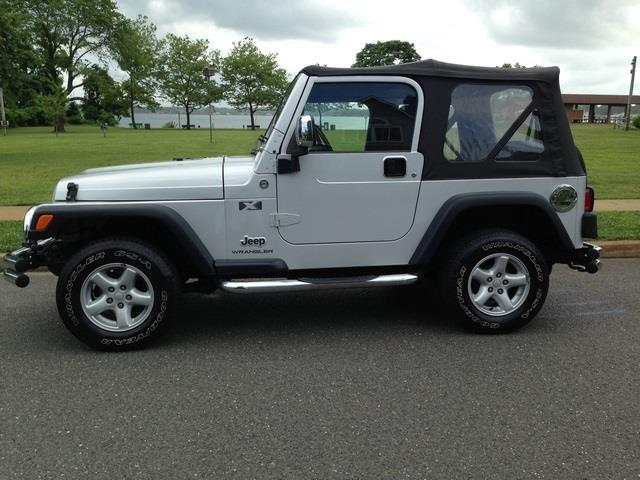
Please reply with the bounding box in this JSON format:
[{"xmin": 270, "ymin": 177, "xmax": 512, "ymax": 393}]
[{"xmin": 23, "ymin": 207, "xmax": 37, "ymax": 238}]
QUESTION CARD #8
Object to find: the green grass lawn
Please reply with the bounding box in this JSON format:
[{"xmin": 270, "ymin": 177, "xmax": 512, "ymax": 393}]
[
  {"xmin": 570, "ymin": 124, "xmax": 640, "ymax": 199},
  {"xmin": 0, "ymin": 124, "xmax": 637, "ymax": 205},
  {"xmin": 1, "ymin": 211, "xmax": 638, "ymax": 252},
  {"xmin": 0, "ymin": 126, "xmax": 263, "ymax": 205},
  {"xmin": 0, "ymin": 220, "xmax": 21, "ymax": 252}
]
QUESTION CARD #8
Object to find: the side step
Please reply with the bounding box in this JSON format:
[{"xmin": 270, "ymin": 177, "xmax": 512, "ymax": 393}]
[{"xmin": 221, "ymin": 273, "xmax": 418, "ymax": 294}]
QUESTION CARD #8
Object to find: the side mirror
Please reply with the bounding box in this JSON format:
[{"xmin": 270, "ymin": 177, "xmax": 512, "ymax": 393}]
[
  {"xmin": 278, "ymin": 115, "xmax": 315, "ymax": 174},
  {"xmin": 295, "ymin": 114, "xmax": 315, "ymax": 148}
]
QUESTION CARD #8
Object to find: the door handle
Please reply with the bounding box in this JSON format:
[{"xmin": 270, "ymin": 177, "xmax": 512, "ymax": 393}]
[{"xmin": 384, "ymin": 156, "xmax": 406, "ymax": 177}]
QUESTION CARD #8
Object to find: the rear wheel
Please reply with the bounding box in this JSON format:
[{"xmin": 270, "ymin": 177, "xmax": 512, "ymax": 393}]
[
  {"xmin": 440, "ymin": 229, "xmax": 549, "ymax": 333},
  {"xmin": 56, "ymin": 238, "xmax": 180, "ymax": 350}
]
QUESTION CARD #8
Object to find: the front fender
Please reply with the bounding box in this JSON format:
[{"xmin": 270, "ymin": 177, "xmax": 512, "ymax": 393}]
[{"xmin": 25, "ymin": 203, "xmax": 215, "ymax": 276}]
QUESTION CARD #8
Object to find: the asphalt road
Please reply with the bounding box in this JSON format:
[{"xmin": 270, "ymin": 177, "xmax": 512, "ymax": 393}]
[{"xmin": 1, "ymin": 260, "xmax": 639, "ymax": 479}]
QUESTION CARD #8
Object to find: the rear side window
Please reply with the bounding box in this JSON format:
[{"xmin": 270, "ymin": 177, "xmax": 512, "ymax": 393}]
[
  {"xmin": 302, "ymin": 82, "xmax": 418, "ymax": 153},
  {"xmin": 444, "ymin": 84, "xmax": 543, "ymax": 162}
]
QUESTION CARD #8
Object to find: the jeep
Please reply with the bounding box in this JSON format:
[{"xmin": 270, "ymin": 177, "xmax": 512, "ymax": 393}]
[{"xmin": 2, "ymin": 59, "xmax": 601, "ymax": 350}]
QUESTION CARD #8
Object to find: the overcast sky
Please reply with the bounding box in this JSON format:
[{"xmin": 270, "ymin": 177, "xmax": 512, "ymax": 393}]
[{"xmin": 116, "ymin": 0, "xmax": 639, "ymax": 94}]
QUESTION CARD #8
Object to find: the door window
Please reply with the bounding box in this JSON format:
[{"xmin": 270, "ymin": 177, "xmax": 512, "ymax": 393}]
[{"xmin": 302, "ymin": 82, "xmax": 418, "ymax": 153}]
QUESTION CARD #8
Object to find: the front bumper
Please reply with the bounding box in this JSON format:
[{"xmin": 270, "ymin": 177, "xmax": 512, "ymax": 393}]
[{"xmin": 568, "ymin": 242, "xmax": 602, "ymax": 274}]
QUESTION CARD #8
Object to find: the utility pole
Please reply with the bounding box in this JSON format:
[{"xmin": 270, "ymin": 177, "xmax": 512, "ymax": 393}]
[
  {"xmin": 0, "ymin": 88, "xmax": 7, "ymax": 136},
  {"xmin": 625, "ymin": 55, "xmax": 636, "ymax": 131}
]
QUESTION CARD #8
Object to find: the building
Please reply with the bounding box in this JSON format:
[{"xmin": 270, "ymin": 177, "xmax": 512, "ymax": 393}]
[{"xmin": 563, "ymin": 94, "xmax": 640, "ymax": 123}]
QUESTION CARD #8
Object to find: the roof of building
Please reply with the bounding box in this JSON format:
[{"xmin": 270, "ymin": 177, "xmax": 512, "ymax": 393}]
[
  {"xmin": 562, "ymin": 94, "xmax": 640, "ymax": 105},
  {"xmin": 301, "ymin": 59, "xmax": 560, "ymax": 83}
]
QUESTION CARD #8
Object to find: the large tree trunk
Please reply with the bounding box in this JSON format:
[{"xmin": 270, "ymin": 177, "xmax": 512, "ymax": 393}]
[
  {"xmin": 185, "ymin": 105, "xmax": 191, "ymax": 130},
  {"xmin": 249, "ymin": 102, "xmax": 255, "ymax": 130}
]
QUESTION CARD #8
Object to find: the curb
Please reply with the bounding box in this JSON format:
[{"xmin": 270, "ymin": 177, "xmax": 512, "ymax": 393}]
[{"xmin": 598, "ymin": 240, "xmax": 640, "ymax": 258}]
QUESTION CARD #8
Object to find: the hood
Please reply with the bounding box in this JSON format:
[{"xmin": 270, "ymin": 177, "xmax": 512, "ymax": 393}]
[{"xmin": 53, "ymin": 157, "xmax": 224, "ymax": 202}]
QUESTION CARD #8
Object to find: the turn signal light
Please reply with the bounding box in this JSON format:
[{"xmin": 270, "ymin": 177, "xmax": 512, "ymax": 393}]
[
  {"xmin": 584, "ymin": 187, "xmax": 594, "ymax": 213},
  {"xmin": 35, "ymin": 214, "xmax": 54, "ymax": 232}
]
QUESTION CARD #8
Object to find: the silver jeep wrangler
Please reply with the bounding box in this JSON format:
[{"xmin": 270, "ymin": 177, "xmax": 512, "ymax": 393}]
[{"xmin": 3, "ymin": 60, "xmax": 601, "ymax": 349}]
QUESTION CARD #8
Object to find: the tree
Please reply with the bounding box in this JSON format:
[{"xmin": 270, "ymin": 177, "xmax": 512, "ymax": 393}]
[
  {"xmin": 37, "ymin": 78, "xmax": 67, "ymax": 135},
  {"xmin": 0, "ymin": 0, "xmax": 42, "ymax": 125},
  {"xmin": 24, "ymin": 0, "xmax": 121, "ymax": 131},
  {"xmin": 82, "ymin": 65, "xmax": 127, "ymax": 125},
  {"xmin": 352, "ymin": 40, "xmax": 421, "ymax": 67},
  {"xmin": 500, "ymin": 62, "xmax": 526, "ymax": 68},
  {"xmin": 221, "ymin": 37, "xmax": 289, "ymax": 130},
  {"xmin": 158, "ymin": 34, "xmax": 221, "ymax": 130},
  {"xmin": 111, "ymin": 15, "xmax": 161, "ymax": 128}
]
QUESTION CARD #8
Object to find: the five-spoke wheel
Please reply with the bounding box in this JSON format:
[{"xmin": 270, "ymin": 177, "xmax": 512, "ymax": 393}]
[
  {"xmin": 81, "ymin": 263, "xmax": 155, "ymax": 332},
  {"xmin": 468, "ymin": 253, "xmax": 530, "ymax": 316}
]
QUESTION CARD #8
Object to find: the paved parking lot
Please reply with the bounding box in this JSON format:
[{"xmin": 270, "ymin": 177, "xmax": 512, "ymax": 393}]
[{"xmin": 1, "ymin": 259, "xmax": 639, "ymax": 479}]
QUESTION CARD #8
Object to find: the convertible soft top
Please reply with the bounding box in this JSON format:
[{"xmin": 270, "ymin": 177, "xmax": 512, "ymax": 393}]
[
  {"xmin": 300, "ymin": 59, "xmax": 582, "ymax": 180},
  {"xmin": 301, "ymin": 59, "xmax": 560, "ymax": 84}
]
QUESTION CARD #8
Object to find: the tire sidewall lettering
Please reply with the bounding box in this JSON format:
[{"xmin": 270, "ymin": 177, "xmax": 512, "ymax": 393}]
[
  {"xmin": 62, "ymin": 248, "xmax": 167, "ymax": 346},
  {"xmin": 456, "ymin": 239, "xmax": 547, "ymax": 328}
]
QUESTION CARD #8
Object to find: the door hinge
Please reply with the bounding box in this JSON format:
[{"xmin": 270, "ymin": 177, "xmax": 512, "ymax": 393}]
[{"xmin": 269, "ymin": 213, "xmax": 301, "ymax": 227}]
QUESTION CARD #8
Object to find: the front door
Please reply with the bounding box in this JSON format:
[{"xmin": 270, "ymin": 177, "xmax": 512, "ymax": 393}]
[{"xmin": 276, "ymin": 80, "xmax": 424, "ymax": 245}]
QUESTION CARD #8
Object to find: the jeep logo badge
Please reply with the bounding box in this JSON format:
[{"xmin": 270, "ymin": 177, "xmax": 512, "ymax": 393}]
[{"xmin": 240, "ymin": 235, "xmax": 266, "ymax": 246}]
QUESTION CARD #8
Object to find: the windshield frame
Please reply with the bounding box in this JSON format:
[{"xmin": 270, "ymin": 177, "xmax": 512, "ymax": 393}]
[{"xmin": 253, "ymin": 74, "xmax": 300, "ymax": 154}]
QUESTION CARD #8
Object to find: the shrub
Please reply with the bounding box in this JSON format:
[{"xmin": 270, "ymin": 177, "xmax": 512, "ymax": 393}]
[
  {"xmin": 633, "ymin": 115, "xmax": 640, "ymax": 129},
  {"xmin": 162, "ymin": 121, "xmax": 176, "ymax": 128}
]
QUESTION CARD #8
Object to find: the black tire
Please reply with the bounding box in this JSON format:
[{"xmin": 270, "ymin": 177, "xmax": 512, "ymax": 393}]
[
  {"xmin": 55, "ymin": 238, "xmax": 180, "ymax": 350},
  {"xmin": 440, "ymin": 229, "xmax": 549, "ymax": 333}
]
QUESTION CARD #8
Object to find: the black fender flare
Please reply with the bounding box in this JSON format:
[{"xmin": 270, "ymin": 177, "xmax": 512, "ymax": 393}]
[
  {"xmin": 409, "ymin": 192, "xmax": 575, "ymax": 265},
  {"xmin": 26, "ymin": 204, "xmax": 215, "ymax": 276}
]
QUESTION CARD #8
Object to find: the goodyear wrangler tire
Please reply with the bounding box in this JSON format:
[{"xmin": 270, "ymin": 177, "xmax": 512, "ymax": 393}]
[
  {"xmin": 441, "ymin": 229, "xmax": 549, "ymax": 333},
  {"xmin": 55, "ymin": 238, "xmax": 180, "ymax": 350}
]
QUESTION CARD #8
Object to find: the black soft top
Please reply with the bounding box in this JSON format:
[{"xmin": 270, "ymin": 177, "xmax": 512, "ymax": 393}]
[
  {"xmin": 299, "ymin": 59, "xmax": 583, "ymax": 179},
  {"xmin": 301, "ymin": 59, "xmax": 560, "ymax": 84}
]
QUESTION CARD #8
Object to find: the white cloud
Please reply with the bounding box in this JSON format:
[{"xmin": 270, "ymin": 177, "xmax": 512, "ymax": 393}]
[{"xmin": 115, "ymin": 0, "xmax": 639, "ymax": 94}]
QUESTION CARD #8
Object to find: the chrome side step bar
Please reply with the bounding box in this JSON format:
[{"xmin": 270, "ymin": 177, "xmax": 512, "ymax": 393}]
[{"xmin": 221, "ymin": 273, "xmax": 419, "ymax": 294}]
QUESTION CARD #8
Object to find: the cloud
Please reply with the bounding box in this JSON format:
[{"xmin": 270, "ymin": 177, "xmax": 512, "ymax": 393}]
[
  {"xmin": 467, "ymin": 0, "xmax": 638, "ymax": 50},
  {"xmin": 117, "ymin": 0, "xmax": 356, "ymax": 41}
]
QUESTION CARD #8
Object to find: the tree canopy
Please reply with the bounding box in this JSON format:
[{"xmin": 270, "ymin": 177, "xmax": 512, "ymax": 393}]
[
  {"xmin": 221, "ymin": 37, "xmax": 289, "ymax": 130},
  {"xmin": 110, "ymin": 15, "xmax": 161, "ymax": 128},
  {"xmin": 157, "ymin": 34, "xmax": 222, "ymax": 129},
  {"xmin": 353, "ymin": 40, "xmax": 421, "ymax": 67},
  {"xmin": 23, "ymin": 0, "xmax": 121, "ymax": 130}
]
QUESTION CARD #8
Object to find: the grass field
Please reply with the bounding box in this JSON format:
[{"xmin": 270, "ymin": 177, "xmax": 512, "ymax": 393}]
[
  {"xmin": 0, "ymin": 126, "xmax": 264, "ymax": 205},
  {"xmin": 570, "ymin": 125, "xmax": 640, "ymax": 199},
  {"xmin": 0, "ymin": 124, "xmax": 638, "ymax": 205},
  {"xmin": 1, "ymin": 212, "xmax": 638, "ymax": 252}
]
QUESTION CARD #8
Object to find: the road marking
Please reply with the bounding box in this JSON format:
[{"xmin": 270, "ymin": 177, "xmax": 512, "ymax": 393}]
[{"xmin": 579, "ymin": 309, "xmax": 627, "ymax": 316}]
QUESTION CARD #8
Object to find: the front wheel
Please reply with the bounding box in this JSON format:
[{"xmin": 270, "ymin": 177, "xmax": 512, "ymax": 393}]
[
  {"xmin": 440, "ymin": 230, "xmax": 549, "ymax": 333},
  {"xmin": 56, "ymin": 238, "xmax": 180, "ymax": 350}
]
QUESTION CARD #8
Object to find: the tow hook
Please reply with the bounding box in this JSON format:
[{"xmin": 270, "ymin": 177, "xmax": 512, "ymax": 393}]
[
  {"xmin": 569, "ymin": 243, "xmax": 602, "ymax": 274},
  {"xmin": 2, "ymin": 247, "xmax": 33, "ymax": 288}
]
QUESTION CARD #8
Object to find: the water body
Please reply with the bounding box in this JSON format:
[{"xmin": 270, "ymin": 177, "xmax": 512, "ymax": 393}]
[
  {"xmin": 119, "ymin": 113, "xmax": 370, "ymax": 130},
  {"xmin": 119, "ymin": 113, "xmax": 274, "ymax": 129}
]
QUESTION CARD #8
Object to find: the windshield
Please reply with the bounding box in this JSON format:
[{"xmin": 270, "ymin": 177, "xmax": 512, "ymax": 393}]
[{"xmin": 252, "ymin": 74, "xmax": 300, "ymax": 154}]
